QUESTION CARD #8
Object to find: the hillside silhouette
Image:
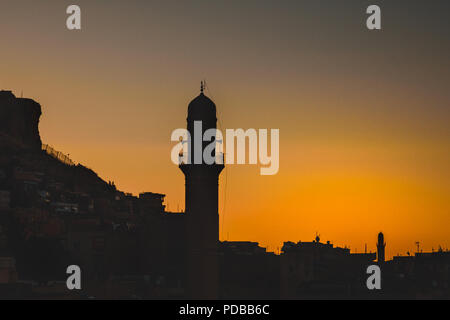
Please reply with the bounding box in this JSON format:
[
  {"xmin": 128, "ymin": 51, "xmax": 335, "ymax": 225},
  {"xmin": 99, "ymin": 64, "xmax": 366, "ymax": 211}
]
[
  {"xmin": 0, "ymin": 90, "xmax": 186, "ymax": 299},
  {"xmin": 0, "ymin": 90, "xmax": 118, "ymax": 198},
  {"xmin": 1, "ymin": 89, "xmax": 449, "ymax": 300}
]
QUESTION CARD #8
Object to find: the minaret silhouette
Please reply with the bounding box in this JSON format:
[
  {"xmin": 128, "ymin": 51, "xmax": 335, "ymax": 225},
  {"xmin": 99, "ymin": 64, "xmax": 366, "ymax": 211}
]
[
  {"xmin": 180, "ymin": 83, "xmax": 224, "ymax": 299},
  {"xmin": 377, "ymin": 232, "xmax": 386, "ymax": 263}
]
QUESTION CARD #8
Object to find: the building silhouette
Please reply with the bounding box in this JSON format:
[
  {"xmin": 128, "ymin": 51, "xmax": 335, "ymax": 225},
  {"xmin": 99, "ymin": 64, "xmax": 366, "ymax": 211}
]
[
  {"xmin": 280, "ymin": 239, "xmax": 376, "ymax": 298},
  {"xmin": 377, "ymin": 232, "xmax": 386, "ymax": 263},
  {"xmin": 1, "ymin": 89, "xmax": 450, "ymax": 299},
  {"xmin": 179, "ymin": 83, "xmax": 224, "ymax": 299}
]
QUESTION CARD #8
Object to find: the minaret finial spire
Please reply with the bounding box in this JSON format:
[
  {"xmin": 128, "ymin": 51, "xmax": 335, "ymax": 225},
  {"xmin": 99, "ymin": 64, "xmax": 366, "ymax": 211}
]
[{"xmin": 200, "ymin": 81, "xmax": 204, "ymax": 94}]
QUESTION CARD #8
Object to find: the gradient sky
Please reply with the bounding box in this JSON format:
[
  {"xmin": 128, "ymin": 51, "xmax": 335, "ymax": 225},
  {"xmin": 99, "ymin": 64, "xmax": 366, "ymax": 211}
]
[{"xmin": 1, "ymin": 0, "xmax": 449, "ymax": 258}]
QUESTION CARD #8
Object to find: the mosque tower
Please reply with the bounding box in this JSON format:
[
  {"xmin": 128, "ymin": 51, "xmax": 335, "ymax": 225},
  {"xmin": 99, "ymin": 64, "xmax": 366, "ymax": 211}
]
[
  {"xmin": 179, "ymin": 82, "xmax": 224, "ymax": 299},
  {"xmin": 377, "ymin": 232, "xmax": 386, "ymax": 263}
]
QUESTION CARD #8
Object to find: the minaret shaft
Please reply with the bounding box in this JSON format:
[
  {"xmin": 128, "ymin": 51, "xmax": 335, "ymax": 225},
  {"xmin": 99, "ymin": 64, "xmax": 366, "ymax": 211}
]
[{"xmin": 179, "ymin": 87, "xmax": 224, "ymax": 299}]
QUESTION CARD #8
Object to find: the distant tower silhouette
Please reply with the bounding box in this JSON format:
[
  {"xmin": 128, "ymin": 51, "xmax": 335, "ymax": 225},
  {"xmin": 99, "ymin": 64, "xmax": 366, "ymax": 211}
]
[
  {"xmin": 377, "ymin": 232, "xmax": 386, "ymax": 263},
  {"xmin": 180, "ymin": 83, "xmax": 224, "ymax": 299}
]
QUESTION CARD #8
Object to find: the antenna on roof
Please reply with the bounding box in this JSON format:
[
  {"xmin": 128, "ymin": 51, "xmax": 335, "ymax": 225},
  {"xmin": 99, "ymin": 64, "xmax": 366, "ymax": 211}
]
[{"xmin": 200, "ymin": 81, "xmax": 204, "ymax": 94}]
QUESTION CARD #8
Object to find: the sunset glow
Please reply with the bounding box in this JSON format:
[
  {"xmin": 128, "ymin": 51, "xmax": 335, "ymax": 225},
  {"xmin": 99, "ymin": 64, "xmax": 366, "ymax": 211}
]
[{"xmin": 1, "ymin": 0, "xmax": 449, "ymax": 260}]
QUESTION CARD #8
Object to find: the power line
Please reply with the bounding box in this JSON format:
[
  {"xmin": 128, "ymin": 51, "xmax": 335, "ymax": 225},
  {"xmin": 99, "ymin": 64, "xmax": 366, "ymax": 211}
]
[{"xmin": 204, "ymin": 80, "xmax": 229, "ymax": 241}]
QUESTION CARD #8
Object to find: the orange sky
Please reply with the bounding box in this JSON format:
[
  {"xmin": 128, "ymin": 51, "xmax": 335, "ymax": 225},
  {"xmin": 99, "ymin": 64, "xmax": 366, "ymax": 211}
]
[{"xmin": 1, "ymin": 1, "xmax": 449, "ymax": 258}]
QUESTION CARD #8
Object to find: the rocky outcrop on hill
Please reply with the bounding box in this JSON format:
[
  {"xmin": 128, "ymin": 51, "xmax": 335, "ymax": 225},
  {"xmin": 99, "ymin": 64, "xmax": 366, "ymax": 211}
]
[
  {"xmin": 0, "ymin": 90, "xmax": 42, "ymax": 150},
  {"xmin": 0, "ymin": 90, "xmax": 115, "ymax": 197}
]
